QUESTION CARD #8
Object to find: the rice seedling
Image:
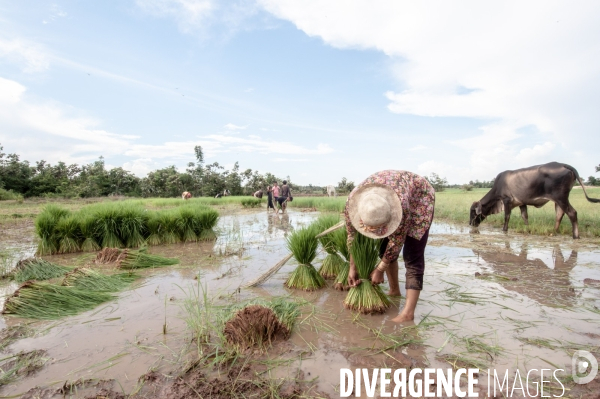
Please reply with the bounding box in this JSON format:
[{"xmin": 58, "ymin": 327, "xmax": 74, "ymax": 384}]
[
  {"xmin": 344, "ymin": 233, "xmax": 391, "ymax": 314},
  {"xmin": 96, "ymin": 247, "xmax": 180, "ymax": 269},
  {"xmin": 9, "ymin": 258, "xmax": 71, "ymax": 283},
  {"xmin": 2, "ymin": 281, "xmax": 114, "ymax": 320},
  {"xmin": 79, "ymin": 213, "xmax": 100, "ymax": 252},
  {"xmin": 284, "ymin": 225, "xmax": 326, "ymax": 291},
  {"xmin": 145, "ymin": 212, "xmax": 163, "ymax": 246},
  {"xmin": 61, "ymin": 268, "xmax": 137, "ymax": 292},
  {"xmin": 56, "ymin": 215, "xmax": 82, "ymax": 254},
  {"xmin": 315, "ymin": 215, "xmax": 345, "ymax": 279},
  {"xmin": 0, "ymin": 350, "xmax": 48, "ymax": 386},
  {"xmin": 240, "ymin": 198, "xmax": 262, "ymax": 208},
  {"xmin": 176, "ymin": 207, "xmax": 200, "ymax": 242},
  {"xmin": 119, "ymin": 204, "xmax": 148, "ymax": 248},
  {"xmin": 330, "ymin": 226, "xmax": 350, "ymax": 290},
  {"xmin": 438, "ymin": 353, "xmax": 489, "ymax": 370},
  {"xmin": 35, "ymin": 204, "xmax": 70, "ymax": 255}
]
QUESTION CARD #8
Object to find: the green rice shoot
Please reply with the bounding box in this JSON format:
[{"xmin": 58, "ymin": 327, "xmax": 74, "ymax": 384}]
[
  {"xmin": 331, "ymin": 227, "xmax": 350, "ymax": 290},
  {"xmin": 9, "ymin": 258, "xmax": 71, "ymax": 283},
  {"xmin": 117, "ymin": 249, "xmax": 180, "ymax": 270},
  {"xmin": 316, "ymin": 214, "xmax": 345, "ymax": 279},
  {"xmin": 344, "ymin": 233, "xmax": 391, "ymax": 314},
  {"xmin": 61, "ymin": 268, "xmax": 137, "ymax": 292},
  {"xmin": 284, "ymin": 225, "xmax": 326, "ymax": 291},
  {"xmin": 2, "ymin": 281, "xmax": 115, "ymax": 320}
]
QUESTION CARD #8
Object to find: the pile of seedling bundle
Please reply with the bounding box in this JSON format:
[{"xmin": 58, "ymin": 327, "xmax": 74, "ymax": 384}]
[
  {"xmin": 331, "ymin": 227, "xmax": 351, "ymax": 291},
  {"xmin": 223, "ymin": 298, "xmax": 300, "ymax": 350},
  {"xmin": 6, "ymin": 258, "xmax": 71, "ymax": 283},
  {"xmin": 95, "ymin": 247, "xmax": 179, "ymax": 269},
  {"xmin": 283, "ymin": 225, "xmax": 326, "ymax": 291},
  {"xmin": 35, "ymin": 202, "xmax": 219, "ymax": 255},
  {"xmin": 2, "ymin": 281, "xmax": 115, "ymax": 320},
  {"xmin": 315, "ymin": 215, "xmax": 345, "ymax": 279},
  {"xmin": 343, "ymin": 233, "xmax": 391, "ymax": 314}
]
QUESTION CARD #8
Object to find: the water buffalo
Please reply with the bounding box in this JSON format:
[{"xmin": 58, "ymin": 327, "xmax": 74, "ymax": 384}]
[
  {"xmin": 326, "ymin": 185, "xmax": 337, "ymax": 197},
  {"xmin": 469, "ymin": 162, "xmax": 599, "ymax": 238}
]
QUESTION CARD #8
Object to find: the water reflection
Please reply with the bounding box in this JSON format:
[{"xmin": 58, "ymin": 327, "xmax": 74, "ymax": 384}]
[
  {"xmin": 269, "ymin": 213, "xmax": 293, "ymax": 237},
  {"xmin": 473, "ymin": 243, "xmax": 579, "ymax": 307}
]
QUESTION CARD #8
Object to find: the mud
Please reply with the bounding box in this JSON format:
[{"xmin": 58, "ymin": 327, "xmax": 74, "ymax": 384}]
[{"xmin": 0, "ymin": 207, "xmax": 599, "ymax": 398}]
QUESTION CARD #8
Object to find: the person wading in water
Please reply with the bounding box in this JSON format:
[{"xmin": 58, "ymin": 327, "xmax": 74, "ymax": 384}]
[{"xmin": 345, "ymin": 170, "xmax": 435, "ymax": 323}]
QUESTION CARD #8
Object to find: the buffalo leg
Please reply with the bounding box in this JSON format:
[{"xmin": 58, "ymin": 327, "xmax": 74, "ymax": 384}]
[
  {"xmin": 519, "ymin": 205, "xmax": 529, "ymax": 225},
  {"xmin": 555, "ymin": 200, "xmax": 579, "ymax": 239},
  {"xmin": 503, "ymin": 201, "xmax": 512, "ymax": 232},
  {"xmin": 554, "ymin": 203, "xmax": 565, "ymax": 232}
]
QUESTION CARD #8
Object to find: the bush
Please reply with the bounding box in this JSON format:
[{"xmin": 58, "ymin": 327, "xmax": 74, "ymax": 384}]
[{"xmin": 0, "ymin": 188, "xmax": 24, "ymax": 202}]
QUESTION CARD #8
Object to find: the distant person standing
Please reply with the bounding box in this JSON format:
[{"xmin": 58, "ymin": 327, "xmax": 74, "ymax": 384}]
[
  {"xmin": 267, "ymin": 186, "xmax": 276, "ymax": 213},
  {"xmin": 272, "ymin": 181, "xmax": 280, "ymax": 212},
  {"xmin": 278, "ymin": 180, "xmax": 292, "ymax": 213}
]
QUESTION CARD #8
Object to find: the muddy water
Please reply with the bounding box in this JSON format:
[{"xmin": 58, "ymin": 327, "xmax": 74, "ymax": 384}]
[{"xmin": 1, "ymin": 209, "xmax": 599, "ymax": 397}]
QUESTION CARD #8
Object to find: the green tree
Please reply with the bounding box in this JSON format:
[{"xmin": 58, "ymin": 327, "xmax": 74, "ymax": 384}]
[{"xmin": 426, "ymin": 173, "xmax": 448, "ymax": 192}]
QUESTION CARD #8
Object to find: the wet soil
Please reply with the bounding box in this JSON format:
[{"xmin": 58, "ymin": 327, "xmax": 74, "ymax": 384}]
[{"xmin": 1, "ymin": 207, "xmax": 599, "ymax": 398}]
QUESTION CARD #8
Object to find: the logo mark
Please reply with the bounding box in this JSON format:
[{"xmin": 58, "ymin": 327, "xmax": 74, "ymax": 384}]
[{"xmin": 572, "ymin": 351, "xmax": 598, "ymax": 384}]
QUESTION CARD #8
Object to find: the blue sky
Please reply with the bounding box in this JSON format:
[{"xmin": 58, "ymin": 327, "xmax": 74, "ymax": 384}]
[{"xmin": 1, "ymin": 1, "xmax": 599, "ymax": 186}]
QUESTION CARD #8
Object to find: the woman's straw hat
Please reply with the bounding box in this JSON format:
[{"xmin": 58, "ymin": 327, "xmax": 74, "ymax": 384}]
[{"xmin": 348, "ymin": 183, "xmax": 402, "ymax": 239}]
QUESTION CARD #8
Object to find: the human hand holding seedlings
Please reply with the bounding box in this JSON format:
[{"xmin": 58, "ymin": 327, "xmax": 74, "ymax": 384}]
[
  {"xmin": 369, "ymin": 260, "xmax": 388, "ymax": 285},
  {"xmin": 347, "ymin": 255, "xmax": 361, "ymax": 287}
]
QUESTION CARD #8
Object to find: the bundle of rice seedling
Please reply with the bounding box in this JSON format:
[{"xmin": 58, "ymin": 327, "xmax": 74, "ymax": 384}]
[
  {"xmin": 331, "ymin": 227, "xmax": 351, "ymax": 291},
  {"xmin": 197, "ymin": 208, "xmax": 219, "ymax": 241},
  {"xmin": 224, "ymin": 297, "xmax": 300, "ymax": 350},
  {"xmin": 94, "ymin": 247, "xmax": 178, "ymax": 269},
  {"xmin": 145, "ymin": 212, "xmax": 163, "ymax": 246},
  {"xmin": 94, "ymin": 247, "xmax": 125, "ymax": 264},
  {"xmin": 56, "ymin": 215, "xmax": 82, "ymax": 254},
  {"xmin": 176, "ymin": 207, "xmax": 201, "ymax": 242},
  {"xmin": 61, "ymin": 268, "xmax": 136, "ymax": 292},
  {"xmin": 95, "ymin": 205, "xmax": 124, "ymax": 249},
  {"xmin": 79, "ymin": 213, "xmax": 100, "ymax": 252},
  {"xmin": 284, "ymin": 226, "xmax": 326, "ymax": 291},
  {"xmin": 343, "ymin": 234, "xmax": 391, "ymax": 314},
  {"xmin": 2, "ymin": 281, "xmax": 114, "ymax": 320},
  {"xmin": 315, "ymin": 215, "xmax": 345, "ymax": 279},
  {"xmin": 119, "ymin": 205, "xmax": 148, "ymax": 248},
  {"xmin": 9, "ymin": 258, "xmax": 71, "ymax": 283},
  {"xmin": 35, "ymin": 205, "xmax": 70, "ymax": 255},
  {"xmin": 117, "ymin": 249, "xmax": 179, "ymax": 269},
  {"xmin": 156, "ymin": 210, "xmax": 179, "ymax": 245}
]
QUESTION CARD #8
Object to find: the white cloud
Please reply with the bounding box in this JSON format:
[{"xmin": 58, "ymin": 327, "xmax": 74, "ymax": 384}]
[
  {"xmin": 135, "ymin": 0, "xmax": 261, "ymax": 37},
  {"xmin": 122, "ymin": 158, "xmax": 160, "ymax": 176},
  {"xmin": 0, "ymin": 77, "xmax": 135, "ymax": 165},
  {"xmin": 0, "ymin": 38, "xmax": 50, "ymax": 72},
  {"xmin": 259, "ymin": 0, "xmax": 600, "ymax": 180},
  {"xmin": 224, "ymin": 123, "xmax": 248, "ymax": 131},
  {"xmin": 409, "ymin": 145, "xmax": 427, "ymax": 152},
  {"xmin": 515, "ymin": 142, "xmax": 556, "ymax": 165}
]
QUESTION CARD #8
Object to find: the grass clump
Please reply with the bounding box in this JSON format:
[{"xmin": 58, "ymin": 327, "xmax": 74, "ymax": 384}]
[
  {"xmin": 316, "ymin": 214, "xmax": 345, "ymax": 279},
  {"xmin": 331, "ymin": 227, "xmax": 350, "ymax": 291},
  {"xmin": 223, "ymin": 297, "xmax": 300, "ymax": 351},
  {"xmin": 62, "ymin": 268, "xmax": 137, "ymax": 292},
  {"xmin": 0, "ymin": 350, "xmax": 47, "ymax": 386},
  {"xmin": 8, "ymin": 258, "xmax": 71, "ymax": 283},
  {"xmin": 344, "ymin": 233, "xmax": 391, "ymax": 314},
  {"xmin": 286, "ymin": 196, "xmax": 347, "ymax": 212},
  {"xmin": 284, "ymin": 225, "xmax": 326, "ymax": 291},
  {"xmin": 2, "ymin": 281, "xmax": 114, "ymax": 320}
]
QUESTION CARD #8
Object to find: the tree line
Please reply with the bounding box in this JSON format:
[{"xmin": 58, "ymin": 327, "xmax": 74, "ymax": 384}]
[{"xmin": 0, "ymin": 144, "xmax": 355, "ymax": 199}]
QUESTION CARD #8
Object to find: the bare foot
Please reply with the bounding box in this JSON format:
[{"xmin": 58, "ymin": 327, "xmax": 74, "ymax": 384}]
[
  {"xmin": 391, "ymin": 312, "xmax": 414, "ymax": 323},
  {"xmin": 388, "ymin": 290, "xmax": 401, "ymax": 297}
]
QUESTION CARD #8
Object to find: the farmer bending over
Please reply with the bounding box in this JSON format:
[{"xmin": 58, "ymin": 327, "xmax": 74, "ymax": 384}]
[{"xmin": 345, "ymin": 170, "xmax": 435, "ymax": 323}]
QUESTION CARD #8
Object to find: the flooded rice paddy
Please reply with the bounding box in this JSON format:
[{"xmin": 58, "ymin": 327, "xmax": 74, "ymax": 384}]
[{"xmin": 1, "ymin": 208, "xmax": 599, "ymax": 398}]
